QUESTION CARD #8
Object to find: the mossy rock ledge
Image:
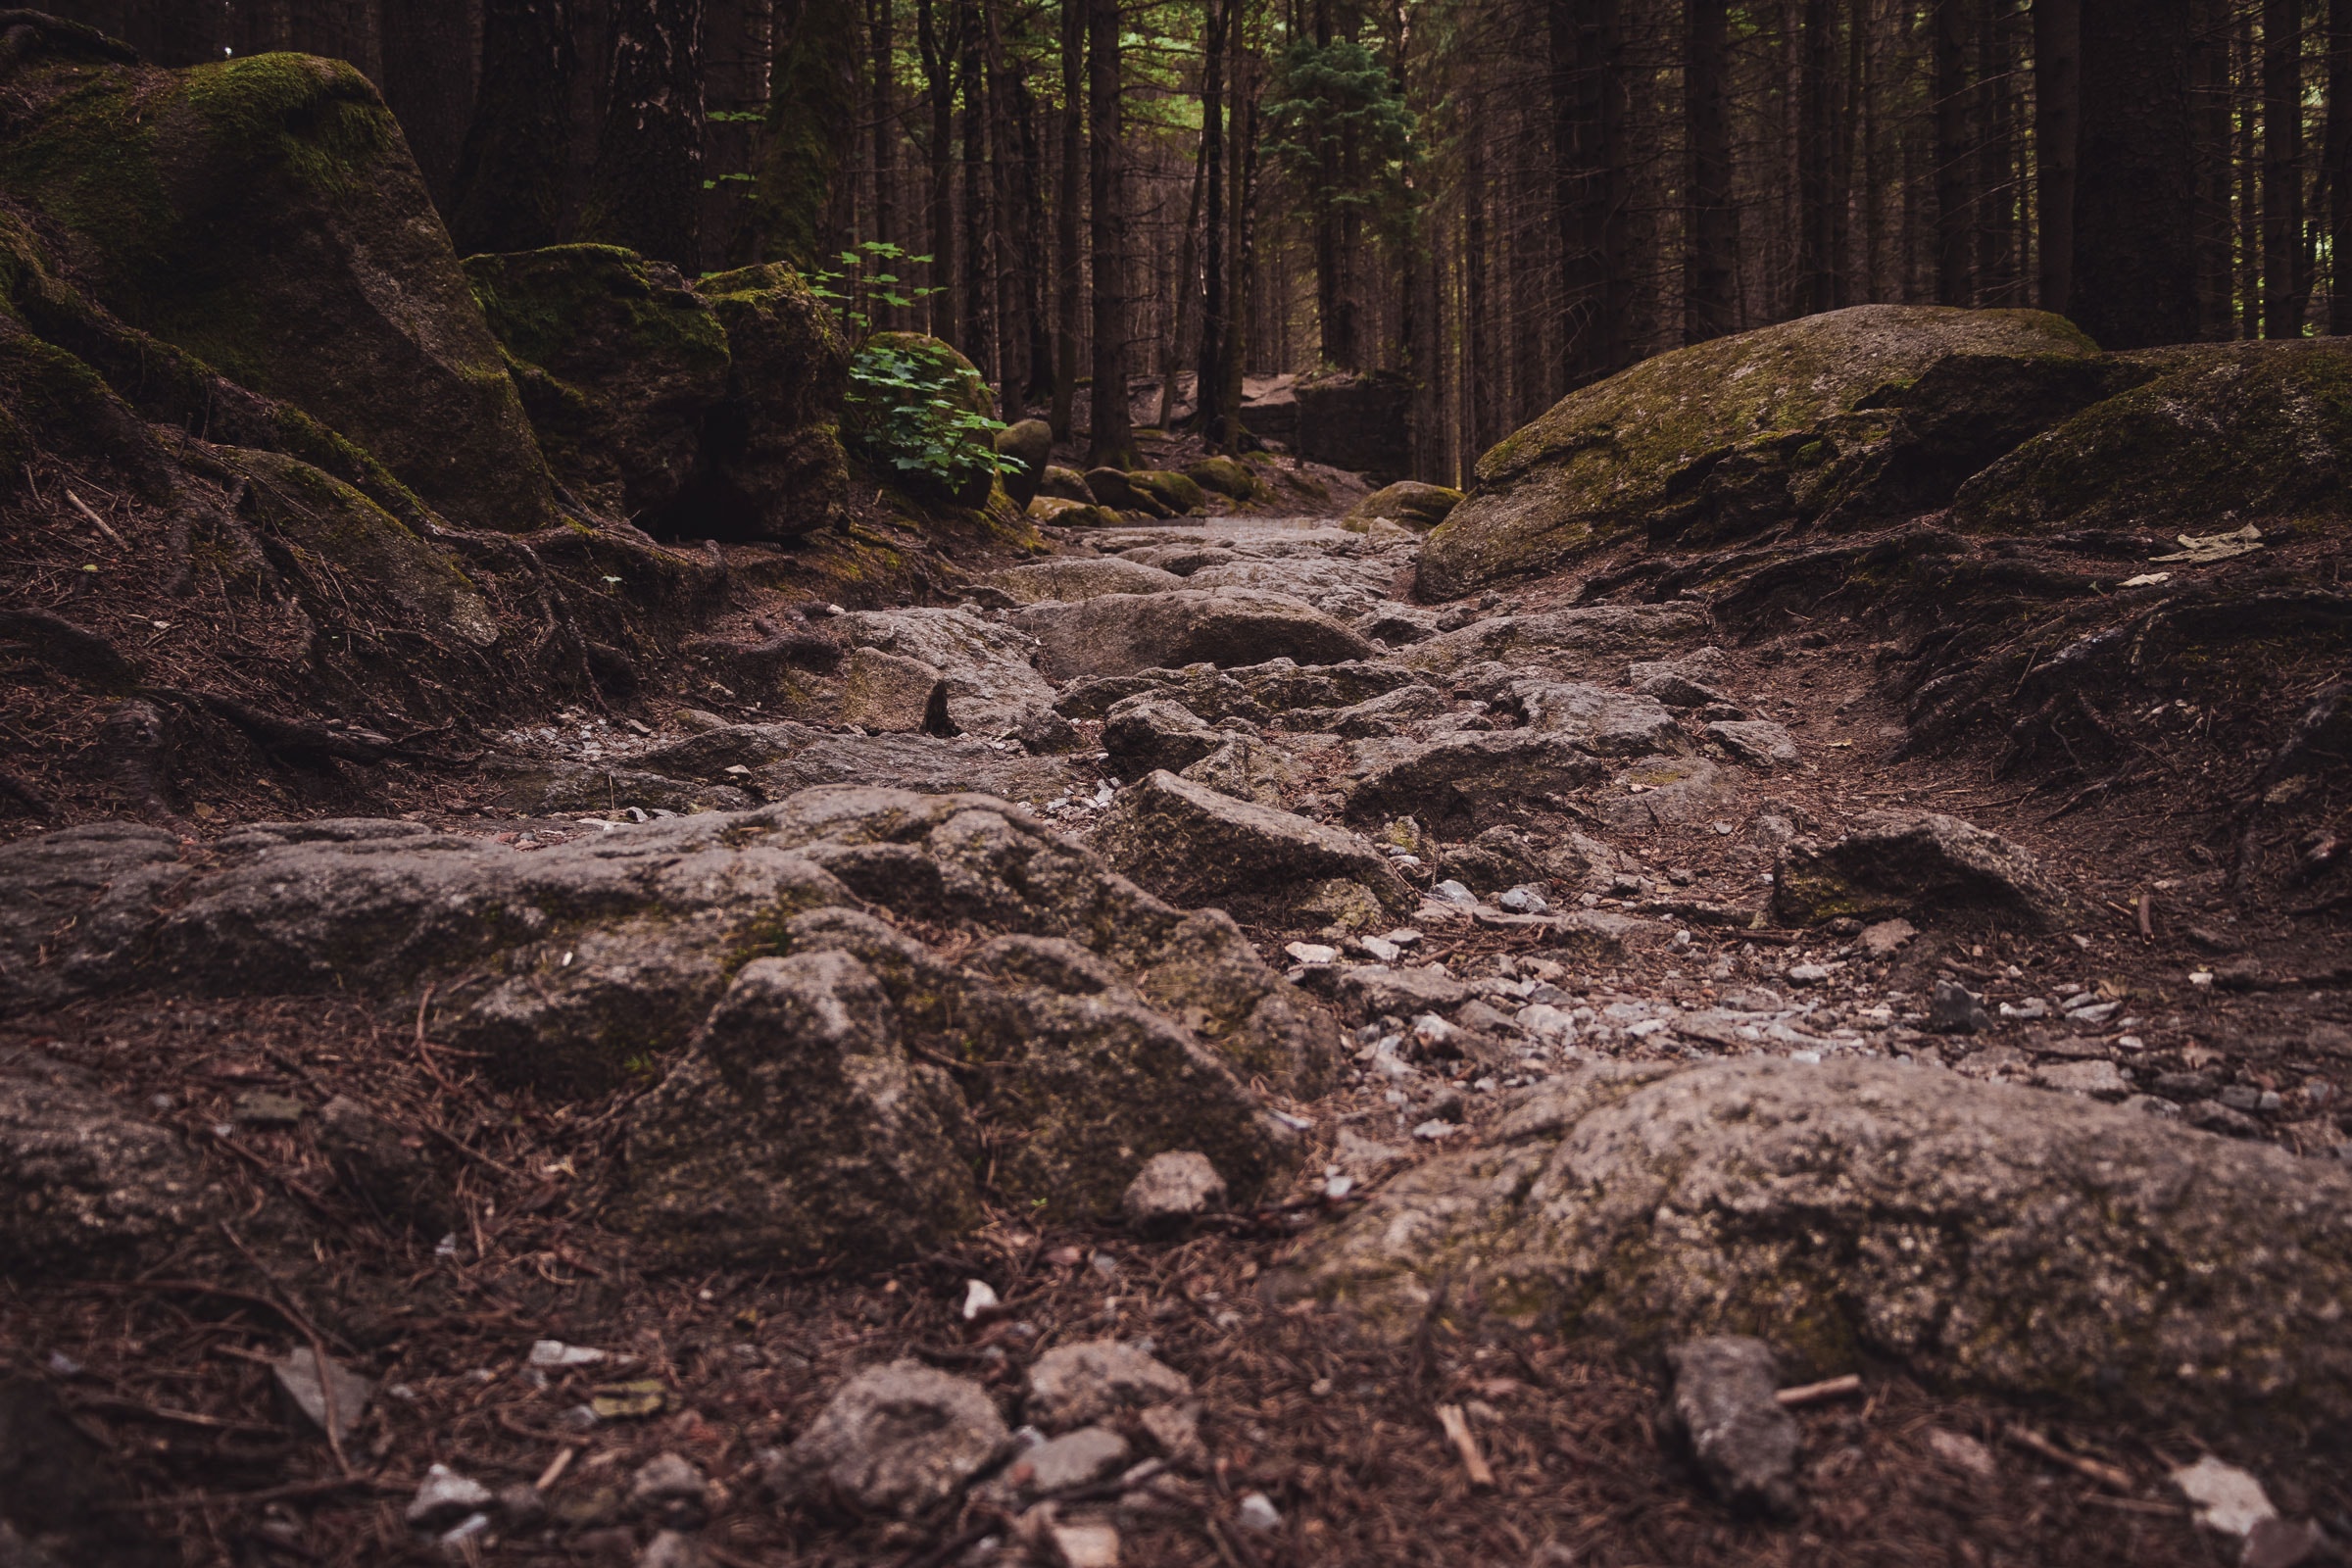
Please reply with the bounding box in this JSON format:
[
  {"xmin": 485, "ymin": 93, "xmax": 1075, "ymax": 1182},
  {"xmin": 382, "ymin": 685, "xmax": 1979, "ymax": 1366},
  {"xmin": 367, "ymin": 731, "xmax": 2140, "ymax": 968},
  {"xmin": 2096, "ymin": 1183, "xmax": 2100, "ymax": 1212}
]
[
  {"xmin": 0, "ymin": 45, "xmax": 559, "ymax": 530},
  {"xmin": 1419, "ymin": 304, "xmax": 2123, "ymax": 597},
  {"xmin": 1283, "ymin": 1055, "xmax": 2352, "ymax": 1438}
]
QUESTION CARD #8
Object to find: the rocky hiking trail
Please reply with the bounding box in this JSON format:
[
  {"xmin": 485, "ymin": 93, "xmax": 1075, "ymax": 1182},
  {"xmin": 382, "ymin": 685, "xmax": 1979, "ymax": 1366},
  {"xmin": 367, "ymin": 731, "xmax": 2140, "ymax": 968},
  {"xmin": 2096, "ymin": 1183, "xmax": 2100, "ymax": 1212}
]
[
  {"xmin": 0, "ymin": 30, "xmax": 2347, "ymax": 1558},
  {"xmin": 8, "ymin": 493, "xmax": 2352, "ymax": 1568}
]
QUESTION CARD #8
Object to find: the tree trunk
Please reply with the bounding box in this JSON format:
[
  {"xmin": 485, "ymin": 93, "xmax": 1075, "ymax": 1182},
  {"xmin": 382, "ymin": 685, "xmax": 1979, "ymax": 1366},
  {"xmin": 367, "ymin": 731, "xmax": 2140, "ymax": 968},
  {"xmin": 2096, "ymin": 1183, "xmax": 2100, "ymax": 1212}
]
[
  {"xmin": 1197, "ymin": 0, "xmax": 1230, "ymax": 449},
  {"xmin": 1220, "ymin": 31, "xmax": 1253, "ymax": 444},
  {"xmin": 2190, "ymin": 0, "xmax": 2235, "ymax": 334},
  {"xmin": 2263, "ymin": 0, "xmax": 2307, "ymax": 336},
  {"xmin": 378, "ymin": 0, "xmax": 477, "ymax": 212},
  {"xmin": 1086, "ymin": 0, "xmax": 1134, "ymax": 466},
  {"xmin": 2074, "ymin": 0, "xmax": 2199, "ymax": 347},
  {"xmin": 916, "ymin": 0, "xmax": 958, "ymax": 341},
  {"xmin": 1795, "ymin": 0, "xmax": 1837, "ymax": 315},
  {"xmin": 1552, "ymin": 0, "xmax": 1624, "ymax": 385},
  {"xmin": 1156, "ymin": 153, "xmax": 1206, "ymax": 431},
  {"xmin": 1684, "ymin": 0, "xmax": 1738, "ymax": 340},
  {"xmin": 699, "ymin": 0, "xmax": 771, "ymax": 268},
  {"xmin": 1973, "ymin": 0, "xmax": 2015, "ymax": 302},
  {"xmin": 870, "ymin": 0, "xmax": 896, "ymax": 325},
  {"xmin": 2034, "ymin": 0, "xmax": 2080, "ymax": 314},
  {"xmin": 583, "ymin": 0, "xmax": 705, "ymax": 270},
  {"xmin": 1932, "ymin": 0, "xmax": 1973, "ymax": 304},
  {"xmin": 959, "ymin": 0, "xmax": 991, "ymax": 372},
  {"xmin": 451, "ymin": 0, "xmax": 574, "ymax": 257},
  {"xmin": 1051, "ymin": 0, "xmax": 1083, "ymax": 438},
  {"xmin": 2330, "ymin": 0, "xmax": 2352, "ymax": 331}
]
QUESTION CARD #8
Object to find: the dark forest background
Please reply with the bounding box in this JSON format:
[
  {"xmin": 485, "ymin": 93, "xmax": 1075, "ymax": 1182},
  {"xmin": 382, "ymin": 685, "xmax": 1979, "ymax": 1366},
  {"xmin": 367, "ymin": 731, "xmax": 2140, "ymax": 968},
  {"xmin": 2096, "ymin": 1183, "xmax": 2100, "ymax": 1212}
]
[{"xmin": 42, "ymin": 0, "xmax": 2352, "ymax": 480}]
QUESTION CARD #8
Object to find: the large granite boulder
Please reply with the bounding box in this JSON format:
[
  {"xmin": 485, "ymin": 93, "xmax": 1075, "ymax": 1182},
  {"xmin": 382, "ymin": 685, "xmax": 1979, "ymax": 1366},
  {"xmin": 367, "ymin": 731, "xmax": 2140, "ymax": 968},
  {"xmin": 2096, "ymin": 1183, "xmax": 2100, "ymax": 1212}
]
[
  {"xmin": 1419, "ymin": 306, "xmax": 2121, "ymax": 596},
  {"xmin": 0, "ymin": 42, "xmax": 559, "ymax": 530},
  {"xmin": 1015, "ymin": 589, "xmax": 1379, "ymax": 679},
  {"xmin": 1951, "ymin": 339, "xmax": 2352, "ymax": 541},
  {"xmin": 1286, "ymin": 1056, "xmax": 2352, "ymax": 1435},
  {"xmin": 1095, "ymin": 769, "xmax": 1416, "ymax": 922}
]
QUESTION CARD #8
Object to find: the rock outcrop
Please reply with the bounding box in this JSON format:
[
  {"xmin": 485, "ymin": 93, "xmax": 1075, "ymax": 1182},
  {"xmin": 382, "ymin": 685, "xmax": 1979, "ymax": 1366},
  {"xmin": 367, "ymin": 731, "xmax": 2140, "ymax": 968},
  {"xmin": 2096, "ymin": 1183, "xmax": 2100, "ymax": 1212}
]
[
  {"xmin": 1015, "ymin": 589, "xmax": 1379, "ymax": 679},
  {"xmin": 1095, "ymin": 769, "xmax": 1416, "ymax": 923},
  {"xmin": 1419, "ymin": 306, "xmax": 2119, "ymax": 596},
  {"xmin": 1287, "ymin": 1056, "xmax": 2352, "ymax": 1434}
]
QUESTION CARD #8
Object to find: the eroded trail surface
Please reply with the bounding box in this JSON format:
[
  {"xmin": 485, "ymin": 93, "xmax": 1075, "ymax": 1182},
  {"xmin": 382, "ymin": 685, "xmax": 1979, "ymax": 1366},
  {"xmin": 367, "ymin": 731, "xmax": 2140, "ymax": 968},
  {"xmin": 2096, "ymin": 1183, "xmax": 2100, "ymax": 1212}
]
[{"xmin": 7, "ymin": 490, "xmax": 2350, "ymax": 1568}]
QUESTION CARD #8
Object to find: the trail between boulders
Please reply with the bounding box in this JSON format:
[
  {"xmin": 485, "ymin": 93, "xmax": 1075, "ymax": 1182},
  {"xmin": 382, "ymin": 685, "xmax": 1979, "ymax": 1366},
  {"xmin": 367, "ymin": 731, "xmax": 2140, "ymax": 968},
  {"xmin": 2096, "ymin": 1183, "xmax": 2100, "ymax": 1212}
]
[{"xmin": 4, "ymin": 507, "xmax": 2348, "ymax": 1568}]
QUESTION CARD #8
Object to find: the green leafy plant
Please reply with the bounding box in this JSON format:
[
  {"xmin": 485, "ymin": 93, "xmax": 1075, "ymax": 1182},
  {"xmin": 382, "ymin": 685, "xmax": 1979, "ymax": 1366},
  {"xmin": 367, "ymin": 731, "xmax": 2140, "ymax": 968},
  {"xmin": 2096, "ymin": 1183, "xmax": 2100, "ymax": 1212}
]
[
  {"xmin": 843, "ymin": 335, "xmax": 1008, "ymax": 499},
  {"xmin": 808, "ymin": 238, "xmax": 934, "ymax": 346}
]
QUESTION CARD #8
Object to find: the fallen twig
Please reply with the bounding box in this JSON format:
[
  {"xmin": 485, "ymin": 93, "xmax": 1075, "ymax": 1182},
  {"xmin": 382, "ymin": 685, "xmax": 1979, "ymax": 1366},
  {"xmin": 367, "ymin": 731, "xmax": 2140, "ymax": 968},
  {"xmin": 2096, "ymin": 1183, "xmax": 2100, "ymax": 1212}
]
[
  {"xmin": 1435, "ymin": 1401, "xmax": 1495, "ymax": 1488},
  {"xmin": 1775, "ymin": 1373, "xmax": 1864, "ymax": 1408},
  {"xmin": 2003, "ymin": 1425, "xmax": 2133, "ymax": 1492}
]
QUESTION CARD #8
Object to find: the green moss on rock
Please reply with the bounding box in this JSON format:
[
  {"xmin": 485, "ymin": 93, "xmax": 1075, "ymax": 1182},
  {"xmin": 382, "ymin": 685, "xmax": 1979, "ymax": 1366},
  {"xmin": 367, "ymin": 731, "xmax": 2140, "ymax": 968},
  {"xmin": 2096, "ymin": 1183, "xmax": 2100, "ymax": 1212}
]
[{"xmin": 1421, "ymin": 305, "xmax": 2120, "ymax": 597}]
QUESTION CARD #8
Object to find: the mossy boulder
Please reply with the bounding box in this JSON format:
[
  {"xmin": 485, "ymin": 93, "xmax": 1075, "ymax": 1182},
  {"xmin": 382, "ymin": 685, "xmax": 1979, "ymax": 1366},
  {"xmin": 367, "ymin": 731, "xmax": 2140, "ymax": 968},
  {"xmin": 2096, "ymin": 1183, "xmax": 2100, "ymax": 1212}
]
[
  {"xmin": 843, "ymin": 332, "xmax": 1001, "ymax": 509},
  {"xmin": 0, "ymin": 46, "xmax": 559, "ymax": 531},
  {"xmin": 1420, "ymin": 305, "xmax": 2121, "ymax": 597},
  {"xmin": 1184, "ymin": 455, "xmax": 1257, "ymax": 500},
  {"xmin": 1128, "ymin": 468, "xmax": 1208, "ymax": 515},
  {"xmin": 1346, "ymin": 480, "xmax": 1462, "ymax": 531},
  {"xmin": 995, "ymin": 418, "xmax": 1053, "ymax": 508},
  {"xmin": 465, "ymin": 248, "xmax": 849, "ymax": 539},
  {"xmin": 1951, "ymin": 339, "xmax": 2352, "ymax": 541}
]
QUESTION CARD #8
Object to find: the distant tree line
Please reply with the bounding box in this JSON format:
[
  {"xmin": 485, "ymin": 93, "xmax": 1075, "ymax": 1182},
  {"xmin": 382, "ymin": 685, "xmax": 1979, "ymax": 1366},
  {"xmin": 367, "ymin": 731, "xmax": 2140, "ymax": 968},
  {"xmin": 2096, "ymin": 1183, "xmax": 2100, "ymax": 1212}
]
[{"xmin": 44, "ymin": 0, "xmax": 2352, "ymax": 480}]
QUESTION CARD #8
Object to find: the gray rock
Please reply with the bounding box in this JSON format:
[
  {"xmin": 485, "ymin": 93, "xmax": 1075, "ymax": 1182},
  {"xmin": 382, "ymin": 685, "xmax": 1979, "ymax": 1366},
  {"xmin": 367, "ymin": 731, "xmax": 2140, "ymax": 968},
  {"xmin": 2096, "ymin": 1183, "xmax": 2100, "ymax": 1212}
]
[
  {"xmin": 2032, "ymin": 1059, "xmax": 2130, "ymax": 1097},
  {"xmin": 1928, "ymin": 980, "xmax": 1992, "ymax": 1034},
  {"xmin": 271, "ymin": 1348, "xmax": 373, "ymax": 1446},
  {"xmin": 837, "ymin": 606, "xmax": 1060, "ymax": 735},
  {"xmin": 0, "ymin": 1055, "xmax": 211, "ymax": 1276},
  {"xmin": 1095, "ymin": 769, "xmax": 1415, "ymax": 922},
  {"xmin": 1397, "ymin": 605, "xmax": 1710, "ymax": 678},
  {"xmin": 1119, "ymin": 544, "xmax": 1238, "ymax": 576},
  {"xmin": 1858, "ymin": 918, "xmax": 1917, "ymax": 957},
  {"xmin": 1510, "ymin": 681, "xmax": 1687, "ymax": 756},
  {"xmin": 1345, "ymin": 731, "xmax": 1611, "ymax": 830},
  {"xmin": 1177, "ymin": 736, "xmax": 1301, "ymax": 808},
  {"xmin": 1121, "ymin": 1151, "xmax": 1229, "ymax": 1234},
  {"xmin": 1102, "ymin": 697, "xmax": 1227, "ymax": 780},
  {"xmin": 1288, "ymin": 1055, "xmax": 2352, "ymax": 1434},
  {"xmin": 838, "ymin": 647, "xmax": 952, "ymax": 734},
  {"xmin": 773, "ymin": 1360, "xmax": 1008, "ymax": 1517},
  {"xmin": 1000, "ymin": 1426, "xmax": 1131, "ymax": 1496},
  {"xmin": 1345, "ymin": 480, "xmax": 1463, "ymax": 531},
  {"xmin": 1014, "ymin": 589, "xmax": 1378, "ymax": 680},
  {"xmin": 1085, "ymin": 466, "xmax": 1157, "ymax": 514},
  {"xmin": 407, "ymin": 1465, "xmax": 494, "ymax": 1532},
  {"xmin": 1707, "ymin": 720, "xmax": 1800, "ymax": 770},
  {"xmin": 1027, "ymin": 1341, "xmax": 1194, "ymax": 1430},
  {"xmin": 628, "ymin": 1452, "xmax": 710, "ymax": 1525},
  {"xmin": 636, "ymin": 1532, "xmax": 708, "ymax": 1568},
  {"xmin": 1664, "ymin": 1337, "xmax": 1800, "ymax": 1515},
  {"xmin": 1334, "ymin": 963, "xmax": 1473, "ymax": 1019},
  {"xmin": 995, "ymin": 419, "xmax": 1054, "ymax": 508},
  {"xmin": 1773, "ymin": 811, "xmax": 2078, "ymax": 931},
  {"xmin": 1040, "ymin": 464, "xmax": 1094, "ymax": 502},
  {"xmin": 987, "ymin": 559, "xmax": 1188, "ymax": 604}
]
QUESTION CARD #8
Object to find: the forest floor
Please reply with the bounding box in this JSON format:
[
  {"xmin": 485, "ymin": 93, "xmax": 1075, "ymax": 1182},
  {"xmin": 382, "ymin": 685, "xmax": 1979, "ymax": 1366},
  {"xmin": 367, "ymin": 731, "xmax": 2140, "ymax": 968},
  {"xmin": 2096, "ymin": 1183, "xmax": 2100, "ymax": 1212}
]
[{"xmin": 4, "ymin": 436, "xmax": 2349, "ymax": 1568}]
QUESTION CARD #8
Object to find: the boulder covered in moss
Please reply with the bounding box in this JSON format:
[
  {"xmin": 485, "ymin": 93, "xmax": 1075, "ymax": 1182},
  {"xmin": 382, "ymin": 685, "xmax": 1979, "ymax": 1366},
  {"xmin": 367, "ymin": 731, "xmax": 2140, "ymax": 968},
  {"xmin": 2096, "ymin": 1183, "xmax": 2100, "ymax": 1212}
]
[
  {"xmin": 0, "ymin": 45, "xmax": 558, "ymax": 531},
  {"xmin": 1420, "ymin": 305, "xmax": 2122, "ymax": 597},
  {"xmin": 1284, "ymin": 1054, "xmax": 2352, "ymax": 1436},
  {"xmin": 1951, "ymin": 339, "xmax": 2352, "ymax": 541},
  {"xmin": 1346, "ymin": 480, "xmax": 1462, "ymax": 531},
  {"xmin": 464, "ymin": 248, "xmax": 849, "ymax": 539},
  {"xmin": 844, "ymin": 331, "xmax": 1001, "ymax": 509}
]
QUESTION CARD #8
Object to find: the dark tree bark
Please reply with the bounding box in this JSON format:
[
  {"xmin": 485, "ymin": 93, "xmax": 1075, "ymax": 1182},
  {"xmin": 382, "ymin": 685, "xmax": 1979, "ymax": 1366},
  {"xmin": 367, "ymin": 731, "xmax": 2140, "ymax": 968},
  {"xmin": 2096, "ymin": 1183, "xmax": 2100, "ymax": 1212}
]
[
  {"xmin": 959, "ymin": 0, "xmax": 991, "ymax": 371},
  {"xmin": 2034, "ymin": 0, "xmax": 2080, "ymax": 313},
  {"xmin": 1932, "ymin": 0, "xmax": 1974, "ymax": 304},
  {"xmin": 1795, "ymin": 0, "xmax": 1838, "ymax": 315},
  {"xmin": 1050, "ymin": 0, "xmax": 1083, "ymax": 438},
  {"xmin": 2075, "ymin": 0, "xmax": 2200, "ymax": 347},
  {"xmin": 2262, "ymin": 0, "xmax": 2307, "ymax": 336},
  {"xmin": 1973, "ymin": 0, "xmax": 2016, "ymax": 303},
  {"xmin": 452, "ymin": 0, "xmax": 576, "ymax": 255},
  {"xmin": 765, "ymin": 0, "xmax": 861, "ymax": 268},
  {"xmin": 1466, "ymin": 122, "xmax": 1495, "ymax": 449},
  {"xmin": 2190, "ymin": 0, "xmax": 2236, "ymax": 334},
  {"xmin": 1551, "ymin": 0, "xmax": 1625, "ymax": 386},
  {"xmin": 870, "ymin": 0, "xmax": 896, "ymax": 323},
  {"xmin": 583, "ymin": 0, "xmax": 706, "ymax": 270},
  {"xmin": 1086, "ymin": 0, "xmax": 1134, "ymax": 466},
  {"xmin": 915, "ymin": 0, "xmax": 958, "ymax": 341},
  {"xmin": 1197, "ymin": 0, "xmax": 1231, "ymax": 448},
  {"xmin": 378, "ymin": 0, "xmax": 477, "ymax": 211},
  {"xmin": 699, "ymin": 0, "xmax": 771, "ymax": 268},
  {"xmin": 1220, "ymin": 30, "xmax": 1253, "ymax": 441},
  {"xmin": 2330, "ymin": 0, "xmax": 2352, "ymax": 331},
  {"xmin": 1685, "ymin": 0, "xmax": 1737, "ymax": 341}
]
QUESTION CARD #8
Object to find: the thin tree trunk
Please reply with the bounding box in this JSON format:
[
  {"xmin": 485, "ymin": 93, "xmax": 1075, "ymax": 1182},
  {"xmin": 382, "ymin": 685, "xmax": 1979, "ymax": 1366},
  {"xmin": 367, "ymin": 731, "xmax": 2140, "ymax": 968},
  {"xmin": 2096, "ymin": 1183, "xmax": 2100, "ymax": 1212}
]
[
  {"xmin": 916, "ymin": 0, "xmax": 957, "ymax": 341},
  {"xmin": 1051, "ymin": 0, "xmax": 1083, "ymax": 438},
  {"xmin": 1221, "ymin": 30, "xmax": 1254, "ymax": 442},
  {"xmin": 2190, "ymin": 0, "xmax": 2235, "ymax": 334},
  {"xmin": 1553, "ymin": 0, "xmax": 1623, "ymax": 384},
  {"xmin": 1197, "ymin": 0, "xmax": 1230, "ymax": 449},
  {"xmin": 583, "ymin": 0, "xmax": 706, "ymax": 270},
  {"xmin": 1795, "ymin": 0, "xmax": 1837, "ymax": 315},
  {"xmin": 1686, "ymin": 0, "xmax": 1738, "ymax": 340},
  {"xmin": 2238, "ymin": 7, "xmax": 2261, "ymax": 333},
  {"xmin": 1156, "ymin": 150, "xmax": 1206, "ymax": 430},
  {"xmin": 2263, "ymin": 0, "xmax": 2307, "ymax": 335},
  {"xmin": 2075, "ymin": 0, "xmax": 2199, "ymax": 347},
  {"xmin": 1466, "ymin": 121, "xmax": 1494, "ymax": 449},
  {"xmin": 452, "ymin": 0, "xmax": 575, "ymax": 255},
  {"xmin": 2034, "ymin": 0, "xmax": 2080, "ymax": 313},
  {"xmin": 1933, "ymin": 0, "xmax": 1973, "ymax": 304},
  {"xmin": 959, "ymin": 0, "xmax": 990, "ymax": 371},
  {"xmin": 1086, "ymin": 0, "xmax": 1134, "ymax": 466},
  {"xmin": 1974, "ymin": 0, "xmax": 2015, "ymax": 302},
  {"xmin": 870, "ymin": 0, "xmax": 896, "ymax": 325},
  {"xmin": 2330, "ymin": 0, "xmax": 2352, "ymax": 331}
]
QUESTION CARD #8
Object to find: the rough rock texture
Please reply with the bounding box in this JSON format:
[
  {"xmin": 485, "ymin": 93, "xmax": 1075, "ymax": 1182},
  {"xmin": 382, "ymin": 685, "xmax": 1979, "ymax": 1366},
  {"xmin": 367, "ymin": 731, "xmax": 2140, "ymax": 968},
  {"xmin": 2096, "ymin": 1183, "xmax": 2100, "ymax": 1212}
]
[
  {"xmin": 995, "ymin": 418, "xmax": 1053, "ymax": 508},
  {"xmin": 688, "ymin": 263, "xmax": 855, "ymax": 538},
  {"xmin": 1288, "ymin": 1056, "xmax": 2352, "ymax": 1433},
  {"xmin": 1026, "ymin": 1341, "xmax": 1193, "ymax": 1430},
  {"xmin": 1101, "ymin": 698, "xmax": 1229, "ymax": 780},
  {"xmin": 1399, "ymin": 606, "xmax": 1711, "ymax": 678},
  {"xmin": 1420, "ymin": 306, "xmax": 2119, "ymax": 596},
  {"xmin": 1345, "ymin": 732, "xmax": 1613, "ymax": 831},
  {"xmin": 1952, "ymin": 339, "xmax": 2352, "ymax": 540},
  {"xmin": 1345, "ymin": 481, "xmax": 1463, "ymax": 531},
  {"xmin": 0, "ymin": 790, "xmax": 1334, "ymax": 1263},
  {"xmin": 1664, "ymin": 1338, "xmax": 1800, "ymax": 1515},
  {"xmin": 1096, "ymin": 769, "xmax": 1415, "ymax": 921},
  {"xmin": 986, "ymin": 559, "xmax": 1187, "ymax": 604},
  {"xmin": 0, "ymin": 1053, "xmax": 213, "ymax": 1276},
  {"xmin": 1015, "ymin": 589, "xmax": 1379, "ymax": 679},
  {"xmin": 771, "ymin": 1361, "xmax": 1008, "ymax": 1517},
  {"xmin": 837, "ymin": 608, "xmax": 1060, "ymax": 734},
  {"xmin": 635, "ymin": 723, "xmax": 1074, "ymax": 803},
  {"xmin": 837, "ymin": 647, "xmax": 950, "ymax": 734},
  {"xmin": 0, "ymin": 46, "xmax": 559, "ymax": 530},
  {"xmin": 1183, "ymin": 456, "xmax": 1257, "ymax": 500},
  {"xmin": 1771, "ymin": 811, "xmax": 2077, "ymax": 930},
  {"xmin": 1128, "ymin": 469, "xmax": 1209, "ymax": 516},
  {"xmin": 1121, "ymin": 1150, "xmax": 1229, "ymax": 1234},
  {"xmin": 1707, "ymin": 719, "xmax": 1799, "ymax": 769}
]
